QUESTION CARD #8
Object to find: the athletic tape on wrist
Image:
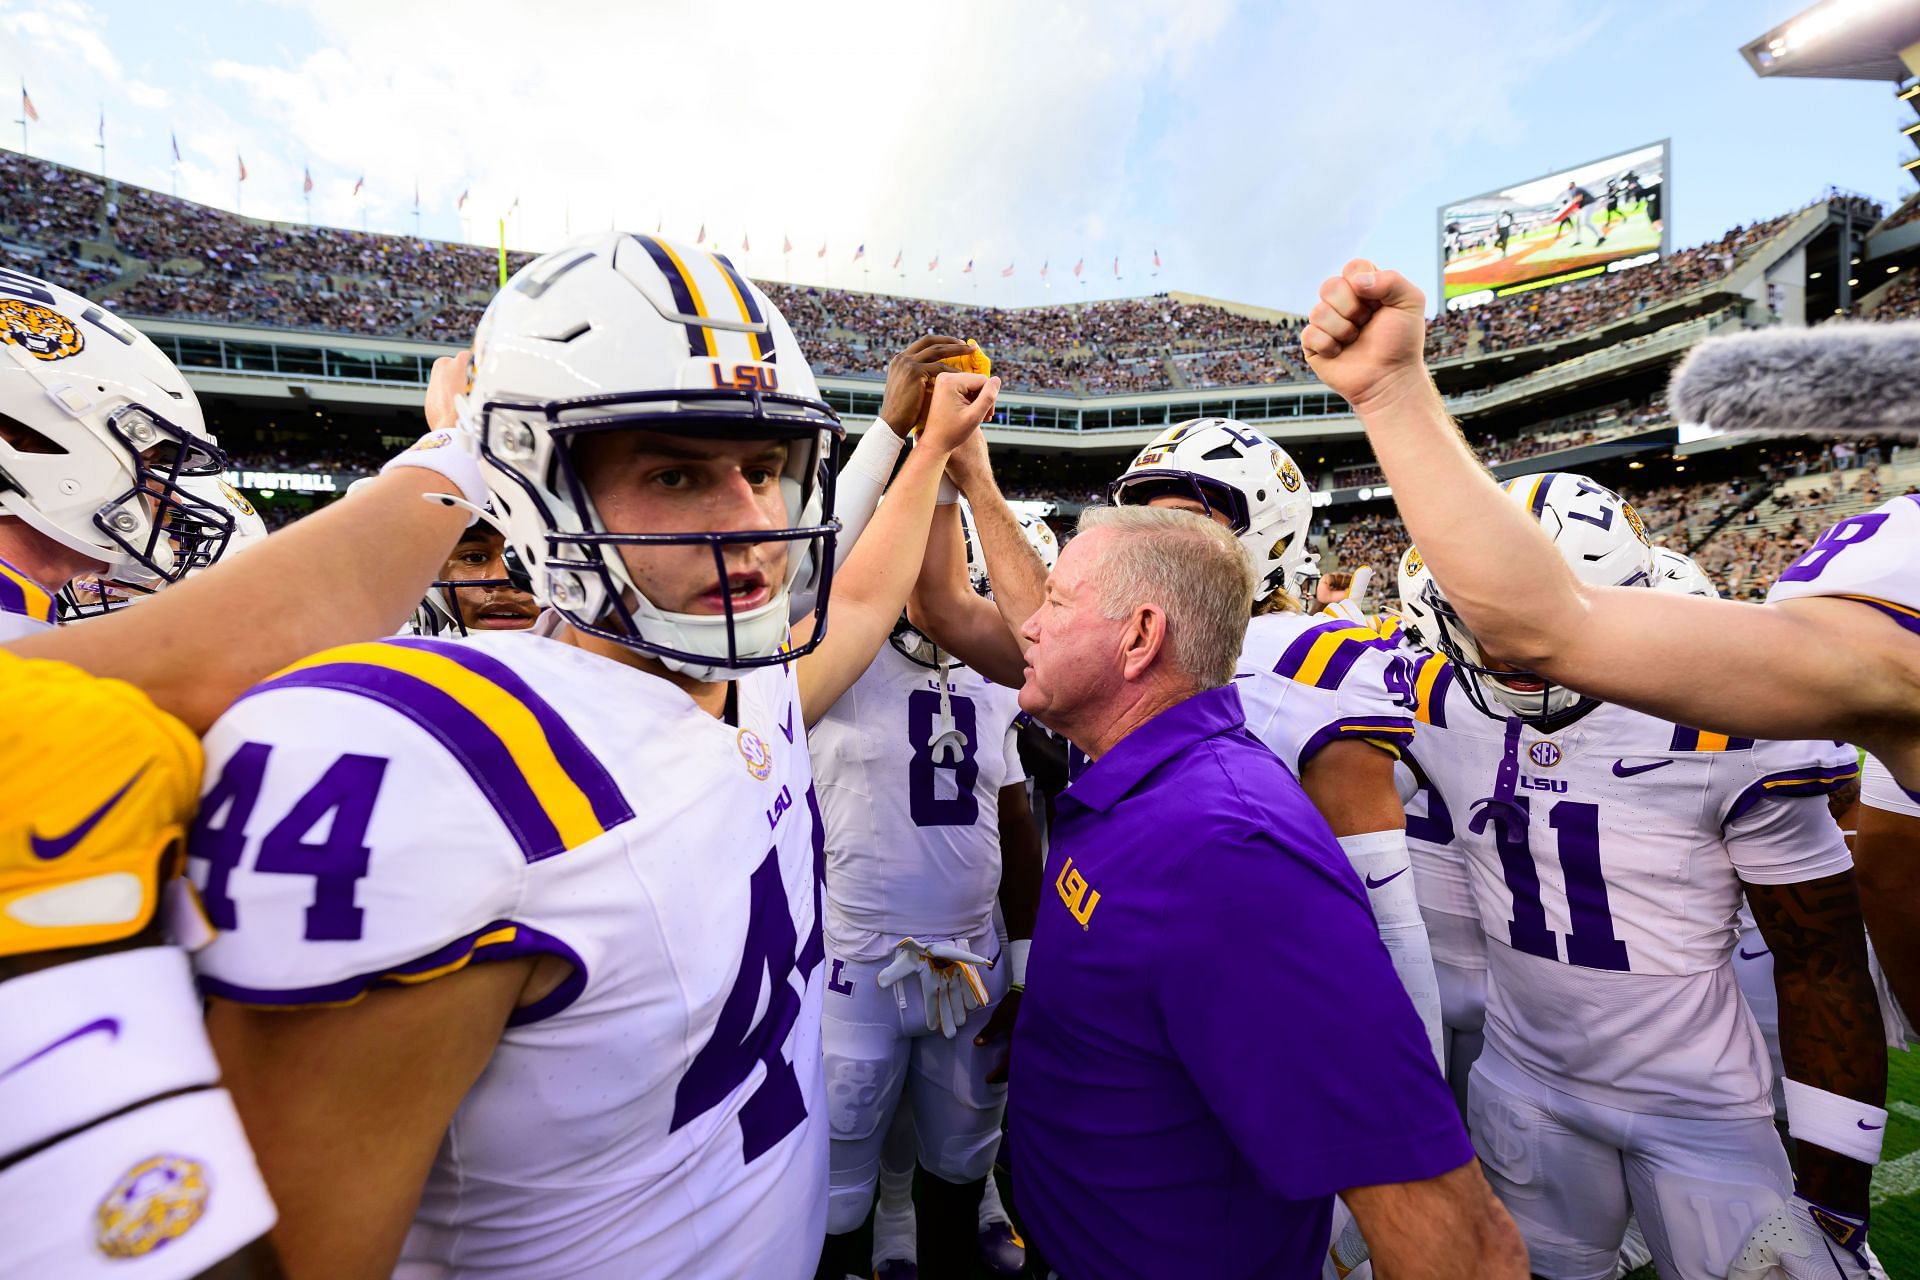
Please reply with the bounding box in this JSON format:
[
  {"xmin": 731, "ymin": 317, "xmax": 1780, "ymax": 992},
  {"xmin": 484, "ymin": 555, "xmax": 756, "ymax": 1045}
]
[
  {"xmin": 0, "ymin": 1088, "xmax": 276, "ymax": 1277},
  {"xmin": 849, "ymin": 421, "xmax": 907, "ymax": 482},
  {"xmin": 1338, "ymin": 829, "xmax": 1423, "ymax": 927},
  {"xmin": 0, "ymin": 947, "xmax": 221, "ymax": 1160},
  {"xmin": 1783, "ymin": 1078, "xmax": 1887, "ymax": 1165},
  {"xmin": 380, "ymin": 429, "xmax": 490, "ymax": 517},
  {"xmin": 1007, "ymin": 938, "xmax": 1030, "ymax": 989},
  {"xmin": 937, "ymin": 475, "xmax": 962, "ymax": 505}
]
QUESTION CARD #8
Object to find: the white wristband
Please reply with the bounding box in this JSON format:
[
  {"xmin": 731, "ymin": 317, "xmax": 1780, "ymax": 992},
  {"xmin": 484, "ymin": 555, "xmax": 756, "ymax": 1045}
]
[
  {"xmin": 937, "ymin": 475, "xmax": 962, "ymax": 505},
  {"xmin": 849, "ymin": 421, "xmax": 907, "ymax": 482},
  {"xmin": 1007, "ymin": 938, "xmax": 1031, "ymax": 988},
  {"xmin": 0, "ymin": 947, "xmax": 220, "ymax": 1160},
  {"xmin": 1783, "ymin": 1078, "xmax": 1887, "ymax": 1164},
  {"xmin": 0, "ymin": 1088, "xmax": 276, "ymax": 1277},
  {"xmin": 380, "ymin": 429, "xmax": 490, "ymax": 522}
]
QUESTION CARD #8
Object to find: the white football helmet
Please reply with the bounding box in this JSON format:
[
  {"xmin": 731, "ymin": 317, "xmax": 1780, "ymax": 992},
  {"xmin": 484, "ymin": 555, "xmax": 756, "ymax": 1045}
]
[
  {"xmin": 0, "ymin": 266, "xmax": 230, "ymax": 584},
  {"xmin": 1396, "ymin": 545, "xmax": 1440, "ymax": 654},
  {"xmin": 58, "ymin": 474, "xmax": 268, "ymax": 619},
  {"xmin": 958, "ymin": 498, "xmax": 1059, "ymax": 597},
  {"xmin": 1424, "ymin": 471, "xmax": 1654, "ymax": 723},
  {"xmin": 1651, "ymin": 545, "xmax": 1719, "ymax": 598},
  {"xmin": 1109, "ymin": 418, "xmax": 1315, "ymax": 603},
  {"xmin": 460, "ymin": 233, "xmax": 842, "ymax": 681}
]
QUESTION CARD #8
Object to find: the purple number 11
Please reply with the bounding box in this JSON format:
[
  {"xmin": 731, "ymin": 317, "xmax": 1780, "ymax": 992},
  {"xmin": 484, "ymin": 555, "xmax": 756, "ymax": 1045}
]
[{"xmin": 1487, "ymin": 798, "xmax": 1629, "ymax": 972}]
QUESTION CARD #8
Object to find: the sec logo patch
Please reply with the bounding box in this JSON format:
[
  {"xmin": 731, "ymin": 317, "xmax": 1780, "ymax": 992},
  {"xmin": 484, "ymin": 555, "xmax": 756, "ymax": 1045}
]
[
  {"xmin": 737, "ymin": 728, "xmax": 774, "ymax": 781},
  {"xmin": 1528, "ymin": 741, "xmax": 1562, "ymax": 768},
  {"xmin": 95, "ymin": 1154, "xmax": 210, "ymax": 1258}
]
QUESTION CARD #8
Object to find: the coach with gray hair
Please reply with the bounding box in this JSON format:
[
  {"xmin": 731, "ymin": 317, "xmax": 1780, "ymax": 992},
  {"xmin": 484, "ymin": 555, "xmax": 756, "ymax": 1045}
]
[{"xmin": 1007, "ymin": 506, "xmax": 1525, "ymax": 1279}]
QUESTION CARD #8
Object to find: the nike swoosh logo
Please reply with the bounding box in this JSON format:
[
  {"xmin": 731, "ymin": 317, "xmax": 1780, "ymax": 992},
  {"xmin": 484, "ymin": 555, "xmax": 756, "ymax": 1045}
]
[
  {"xmin": 1365, "ymin": 867, "xmax": 1410, "ymax": 889},
  {"xmin": 1859, "ymin": 1119, "xmax": 1884, "ymax": 1130},
  {"xmin": 0, "ymin": 1017, "xmax": 121, "ymax": 1081},
  {"xmin": 1738, "ymin": 947, "xmax": 1771, "ymax": 961},
  {"xmin": 1611, "ymin": 759, "xmax": 1673, "ymax": 778},
  {"xmin": 29, "ymin": 767, "xmax": 146, "ymax": 860}
]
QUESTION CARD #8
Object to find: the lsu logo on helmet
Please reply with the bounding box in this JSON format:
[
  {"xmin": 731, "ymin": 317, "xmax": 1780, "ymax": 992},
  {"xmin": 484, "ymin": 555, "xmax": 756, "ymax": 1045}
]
[
  {"xmin": 94, "ymin": 1155, "xmax": 211, "ymax": 1258},
  {"xmin": 1623, "ymin": 501, "xmax": 1649, "ymax": 545},
  {"xmin": 1405, "ymin": 545, "xmax": 1424, "ymax": 577},
  {"xmin": 1274, "ymin": 450, "xmax": 1303, "ymax": 493},
  {"xmin": 0, "ymin": 298, "xmax": 84, "ymax": 360},
  {"xmin": 217, "ymin": 480, "xmax": 257, "ymax": 519}
]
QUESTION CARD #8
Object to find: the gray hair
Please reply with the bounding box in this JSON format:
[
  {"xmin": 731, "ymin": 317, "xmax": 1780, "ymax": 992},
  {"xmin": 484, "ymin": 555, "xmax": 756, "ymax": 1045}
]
[{"xmin": 1075, "ymin": 505, "xmax": 1255, "ymax": 688}]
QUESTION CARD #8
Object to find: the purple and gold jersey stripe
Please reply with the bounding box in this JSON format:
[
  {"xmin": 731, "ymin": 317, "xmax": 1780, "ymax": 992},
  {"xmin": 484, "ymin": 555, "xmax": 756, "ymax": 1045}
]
[
  {"xmin": 1271, "ymin": 620, "xmax": 1384, "ymax": 690},
  {"xmin": 0, "ymin": 557, "xmax": 56, "ymax": 626},
  {"xmin": 1726, "ymin": 763, "xmax": 1863, "ymax": 823},
  {"xmin": 1414, "ymin": 656, "xmax": 1453, "ymax": 726},
  {"xmin": 1834, "ymin": 594, "xmax": 1920, "ymax": 637},
  {"xmin": 250, "ymin": 642, "xmax": 629, "ymax": 861},
  {"xmin": 632, "ymin": 234, "xmax": 718, "ymax": 359},
  {"xmin": 708, "ymin": 252, "xmax": 771, "ymax": 363},
  {"xmin": 1669, "ymin": 726, "xmax": 1756, "ymax": 753},
  {"xmin": 196, "ymin": 918, "xmax": 587, "ymax": 1022},
  {"xmin": 1299, "ymin": 716, "xmax": 1415, "ymax": 767}
]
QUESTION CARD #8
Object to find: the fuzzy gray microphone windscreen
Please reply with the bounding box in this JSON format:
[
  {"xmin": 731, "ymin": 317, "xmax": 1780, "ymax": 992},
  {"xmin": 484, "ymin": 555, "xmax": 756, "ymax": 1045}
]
[{"xmin": 1668, "ymin": 320, "xmax": 1920, "ymax": 439}]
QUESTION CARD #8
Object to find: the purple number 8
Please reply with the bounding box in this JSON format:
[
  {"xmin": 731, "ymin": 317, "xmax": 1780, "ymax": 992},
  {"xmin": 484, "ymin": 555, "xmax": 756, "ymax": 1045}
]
[{"xmin": 1779, "ymin": 513, "xmax": 1888, "ymax": 584}]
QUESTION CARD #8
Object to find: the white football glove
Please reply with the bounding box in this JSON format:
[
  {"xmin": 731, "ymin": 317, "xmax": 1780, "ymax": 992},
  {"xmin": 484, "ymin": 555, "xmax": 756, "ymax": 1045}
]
[
  {"xmin": 1729, "ymin": 1197, "xmax": 1886, "ymax": 1280},
  {"xmin": 876, "ymin": 937, "xmax": 991, "ymax": 1039}
]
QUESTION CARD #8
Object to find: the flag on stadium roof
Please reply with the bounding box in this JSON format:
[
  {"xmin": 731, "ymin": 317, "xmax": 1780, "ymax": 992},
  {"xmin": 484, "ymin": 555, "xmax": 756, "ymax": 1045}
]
[
  {"xmin": 1073, "ymin": 258, "xmax": 1083, "ymax": 277},
  {"xmin": 852, "ymin": 244, "xmax": 865, "ymax": 262},
  {"xmin": 170, "ymin": 131, "xmax": 181, "ymax": 162},
  {"xmin": 927, "ymin": 254, "xmax": 938, "ymax": 271},
  {"xmin": 963, "ymin": 259, "xmax": 974, "ymax": 274},
  {"xmin": 891, "ymin": 249, "xmax": 902, "ymax": 270},
  {"xmin": 1153, "ymin": 248, "xmax": 1162, "ymax": 270},
  {"xmin": 509, "ymin": 195, "xmax": 519, "ymax": 214},
  {"xmin": 817, "ymin": 242, "xmax": 827, "ymax": 259},
  {"xmin": 456, "ymin": 188, "xmax": 468, "ymax": 209},
  {"xmin": 1001, "ymin": 263, "xmax": 1014, "ymax": 278},
  {"xmin": 19, "ymin": 84, "xmax": 37, "ymax": 124},
  {"xmin": 306, "ymin": 167, "xmax": 316, "ymax": 195},
  {"xmin": 741, "ymin": 232, "xmax": 750, "ymax": 251},
  {"xmin": 783, "ymin": 234, "xmax": 793, "ymax": 254},
  {"xmin": 696, "ymin": 223, "xmax": 706, "ymax": 244},
  {"xmin": 1113, "ymin": 256, "xmax": 1120, "ymax": 277},
  {"xmin": 238, "ymin": 154, "xmax": 248, "ymax": 182},
  {"xmin": 352, "ymin": 174, "xmax": 363, "ymax": 197},
  {"xmin": 96, "ymin": 109, "xmax": 103, "ymax": 143},
  {"xmin": 1040, "ymin": 260, "xmax": 1049, "ymax": 280}
]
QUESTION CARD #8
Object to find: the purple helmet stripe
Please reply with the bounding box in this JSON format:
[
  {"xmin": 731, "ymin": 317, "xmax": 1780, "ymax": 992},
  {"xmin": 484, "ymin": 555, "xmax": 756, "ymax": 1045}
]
[
  {"xmin": 243, "ymin": 663, "xmax": 566, "ymax": 861},
  {"xmin": 388, "ymin": 638, "xmax": 633, "ymax": 831}
]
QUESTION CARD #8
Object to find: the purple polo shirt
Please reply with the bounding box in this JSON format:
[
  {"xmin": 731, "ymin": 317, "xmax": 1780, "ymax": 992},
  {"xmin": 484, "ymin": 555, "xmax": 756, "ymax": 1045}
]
[{"xmin": 1010, "ymin": 684, "xmax": 1472, "ymax": 1279}]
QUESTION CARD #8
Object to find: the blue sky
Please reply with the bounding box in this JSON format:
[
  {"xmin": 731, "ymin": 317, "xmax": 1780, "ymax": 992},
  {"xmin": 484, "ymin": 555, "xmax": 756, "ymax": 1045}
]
[{"xmin": 0, "ymin": 0, "xmax": 1904, "ymax": 313}]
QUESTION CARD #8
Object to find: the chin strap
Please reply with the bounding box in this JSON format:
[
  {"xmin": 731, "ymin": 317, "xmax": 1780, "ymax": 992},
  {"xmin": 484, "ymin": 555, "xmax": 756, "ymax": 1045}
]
[
  {"xmin": 424, "ymin": 491, "xmax": 509, "ymax": 536},
  {"xmin": 928, "ymin": 652, "xmax": 969, "ymax": 764}
]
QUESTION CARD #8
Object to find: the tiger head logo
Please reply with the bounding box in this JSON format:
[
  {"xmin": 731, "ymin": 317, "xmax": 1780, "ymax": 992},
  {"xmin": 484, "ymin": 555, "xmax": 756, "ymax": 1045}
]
[
  {"xmin": 1623, "ymin": 502, "xmax": 1649, "ymax": 545},
  {"xmin": 1276, "ymin": 454, "xmax": 1303, "ymax": 493},
  {"xmin": 0, "ymin": 299, "xmax": 84, "ymax": 361},
  {"xmin": 94, "ymin": 1155, "xmax": 210, "ymax": 1259},
  {"xmin": 1404, "ymin": 546, "xmax": 1424, "ymax": 577},
  {"xmin": 217, "ymin": 480, "xmax": 257, "ymax": 519}
]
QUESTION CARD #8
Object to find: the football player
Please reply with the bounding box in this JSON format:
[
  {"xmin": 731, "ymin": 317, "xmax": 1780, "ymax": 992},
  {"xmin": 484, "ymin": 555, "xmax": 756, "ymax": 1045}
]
[
  {"xmin": 412, "ymin": 522, "xmax": 539, "ymax": 635},
  {"xmin": 62, "ymin": 474, "xmax": 272, "ymax": 620},
  {"xmin": 909, "ymin": 420, "xmax": 1445, "ymax": 1065},
  {"xmin": 0, "ymin": 268, "xmax": 234, "ymax": 641},
  {"xmin": 1396, "ymin": 471, "xmax": 1884, "ymax": 1280},
  {"xmin": 184, "ymin": 235, "xmax": 999, "ymax": 1280},
  {"xmin": 813, "ymin": 509, "xmax": 1042, "ymax": 1280}
]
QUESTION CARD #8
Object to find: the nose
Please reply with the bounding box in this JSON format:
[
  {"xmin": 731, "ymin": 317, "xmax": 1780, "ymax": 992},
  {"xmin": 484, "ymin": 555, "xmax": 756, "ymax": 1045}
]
[
  {"xmin": 1020, "ymin": 604, "xmax": 1042, "ymax": 644},
  {"xmin": 711, "ymin": 470, "xmax": 779, "ymax": 532}
]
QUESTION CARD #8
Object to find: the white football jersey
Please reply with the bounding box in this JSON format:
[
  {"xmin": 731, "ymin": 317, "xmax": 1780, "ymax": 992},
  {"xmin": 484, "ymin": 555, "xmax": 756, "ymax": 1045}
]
[
  {"xmin": 1768, "ymin": 493, "xmax": 1920, "ymax": 797},
  {"xmin": 1408, "ymin": 672, "xmax": 1857, "ymax": 1117},
  {"xmin": 811, "ymin": 644, "xmax": 1025, "ymax": 960},
  {"xmin": 1234, "ymin": 611, "xmax": 1418, "ymax": 774},
  {"xmin": 1397, "ymin": 658, "xmax": 1481, "ymax": 965},
  {"xmin": 0, "ymin": 557, "xmax": 56, "ymax": 639},
  {"xmin": 188, "ymin": 630, "xmax": 827, "ymax": 1280}
]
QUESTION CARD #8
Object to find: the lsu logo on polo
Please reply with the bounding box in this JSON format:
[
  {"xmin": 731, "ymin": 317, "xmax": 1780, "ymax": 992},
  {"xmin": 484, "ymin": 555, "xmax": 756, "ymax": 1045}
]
[
  {"xmin": 94, "ymin": 1155, "xmax": 211, "ymax": 1258},
  {"xmin": 737, "ymin": 728, "xmax": 774, "ymax": 781},
  {"xmin": 0, "ymin": 299, "xmax": 84, "ymax": 361},
  {"xmin": 1529, "ymin": 741, "xmax": 1562, "ymax": 768},
  {"xmin": 1054, "ymin": 856, "xmax": 1101, "ymax": 929}
]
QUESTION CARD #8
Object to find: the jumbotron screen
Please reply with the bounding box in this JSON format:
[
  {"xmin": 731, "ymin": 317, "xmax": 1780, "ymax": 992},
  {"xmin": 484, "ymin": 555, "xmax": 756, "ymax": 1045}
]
[{"xmin": 1439, "ymin": 140, "xmax": 1669, "ymax": 310}]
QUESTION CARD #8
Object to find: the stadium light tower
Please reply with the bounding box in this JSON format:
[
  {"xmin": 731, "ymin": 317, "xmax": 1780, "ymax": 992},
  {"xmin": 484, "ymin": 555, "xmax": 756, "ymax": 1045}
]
[{"xmin": 1741, "ymin": 0, "xmax": 1920, "ymax": 184}]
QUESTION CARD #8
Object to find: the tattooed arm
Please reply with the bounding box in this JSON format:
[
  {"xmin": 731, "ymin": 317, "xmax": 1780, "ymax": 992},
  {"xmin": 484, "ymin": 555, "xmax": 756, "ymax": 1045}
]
[{"xmin": 1744, "ymin": 868, "xmax": 1887, "ymax": 1214}]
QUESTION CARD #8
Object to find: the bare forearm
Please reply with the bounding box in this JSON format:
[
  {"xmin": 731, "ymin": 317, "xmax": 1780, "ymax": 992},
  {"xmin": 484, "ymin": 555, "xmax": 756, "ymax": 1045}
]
[
  {"xmin": 1749, "ymin": 873, "xmax": 1887, "ymax": 1214},
  {"xmin": 906, "ymin": 504, "xmax": 1028, "ymax": 686},
  {"xmin": 9, "ymin": 470, "xmax": 465, "ymax": 732},
  {"xmin": 997, "ymin": 787, "xmax": 1042, "ymax": 941},
  {"xmin": 964, "ymin": 480, "xmax": 1046, "ymax": 639},
  {"xmin": 1346, "ymin": 1162, "xmax": 1528, "ymax": 1279}
]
